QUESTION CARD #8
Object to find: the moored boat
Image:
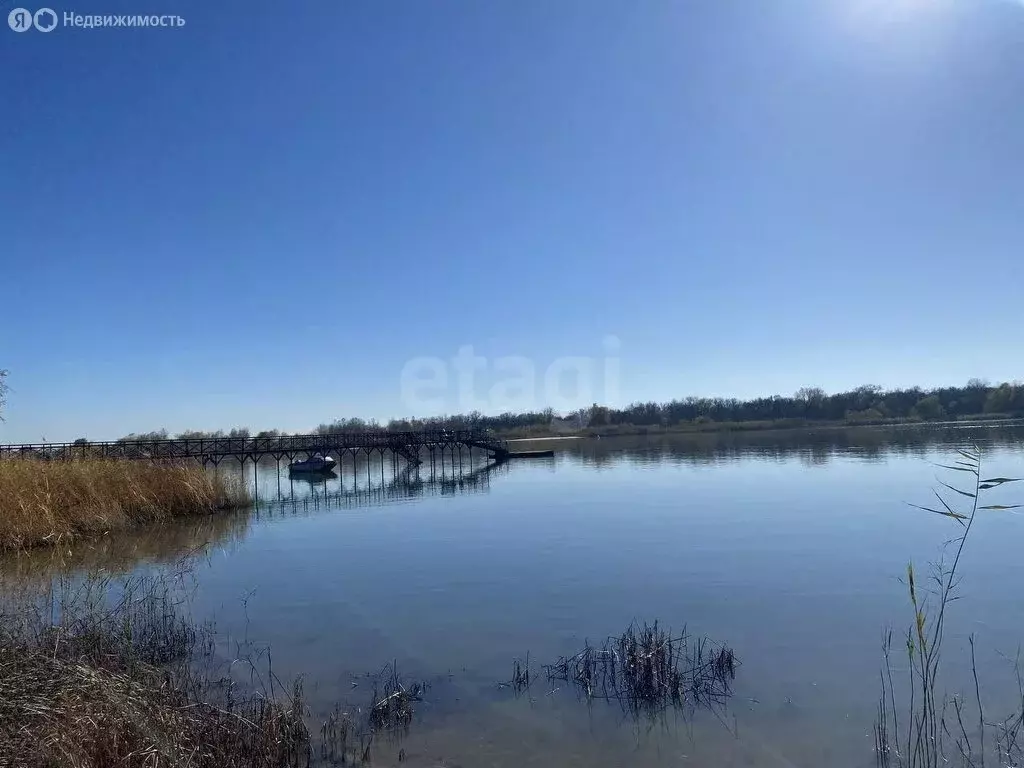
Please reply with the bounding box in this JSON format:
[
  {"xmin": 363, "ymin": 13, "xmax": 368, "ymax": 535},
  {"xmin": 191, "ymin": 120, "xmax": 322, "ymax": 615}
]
[{"xmin": 288, "ymin": 455, "xmax": 337, "ymax": 473}]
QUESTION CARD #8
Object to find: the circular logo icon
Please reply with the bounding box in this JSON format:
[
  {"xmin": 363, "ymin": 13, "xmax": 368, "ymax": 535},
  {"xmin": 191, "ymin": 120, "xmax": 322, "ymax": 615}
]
[
  {"xmin": 8, "ymin": 7, "xmax": 33, "ymax": 31},
  {"xmin": 34, "ymin": 8, "xmax": 58, "ymax": 32}
]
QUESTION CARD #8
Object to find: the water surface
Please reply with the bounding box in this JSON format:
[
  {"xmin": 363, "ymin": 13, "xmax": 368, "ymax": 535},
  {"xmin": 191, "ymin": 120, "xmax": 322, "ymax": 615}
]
[{"xmin": 4, "ymin": 425, "xmax": 1023, "ymax": 767}]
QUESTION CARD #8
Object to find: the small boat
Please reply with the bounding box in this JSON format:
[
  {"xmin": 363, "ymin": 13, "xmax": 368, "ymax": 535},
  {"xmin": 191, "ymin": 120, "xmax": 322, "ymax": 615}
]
[{"xmin": 288, "ymin": 456, "xmax": 337, "ymax": 473}]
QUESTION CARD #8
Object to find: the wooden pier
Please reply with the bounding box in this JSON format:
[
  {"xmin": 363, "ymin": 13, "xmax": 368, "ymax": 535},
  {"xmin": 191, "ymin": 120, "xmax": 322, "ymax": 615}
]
[{"xmin": 0, "ymin": 429, "xmax": 517, "ymax": 468}]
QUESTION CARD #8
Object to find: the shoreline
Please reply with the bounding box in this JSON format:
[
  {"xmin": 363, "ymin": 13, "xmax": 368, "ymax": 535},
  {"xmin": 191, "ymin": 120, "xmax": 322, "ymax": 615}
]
[{"xmin": 497, "ymin": 415, "xmax": 1024, "ymax": 442}]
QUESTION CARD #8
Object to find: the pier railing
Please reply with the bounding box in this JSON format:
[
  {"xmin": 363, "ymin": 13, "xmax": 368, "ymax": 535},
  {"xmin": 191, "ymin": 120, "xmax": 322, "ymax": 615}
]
[{"xmin": 0, "ymin": 429, "xmax": 509, "ymax": 464}]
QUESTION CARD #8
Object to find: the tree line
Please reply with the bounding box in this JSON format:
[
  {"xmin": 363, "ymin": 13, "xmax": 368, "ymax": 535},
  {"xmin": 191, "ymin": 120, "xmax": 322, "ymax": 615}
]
[
  {"xmin": 583, "ymin": 379, "xmax": 1023, "ymax": 428},
  {"xmin": 100, "ymin": 379, "xmax": 1024, "ymax": 442}
]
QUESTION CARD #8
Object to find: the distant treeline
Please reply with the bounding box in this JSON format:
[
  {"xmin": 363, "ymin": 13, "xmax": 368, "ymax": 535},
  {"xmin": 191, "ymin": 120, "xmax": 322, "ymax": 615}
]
[
  {"xmin": 102, "ymin": 380, "xmax": 1024, "ymax": 443},
  {"xmin": 584, "ymin": 380, "xmax": 1024, "ymax": 428}
]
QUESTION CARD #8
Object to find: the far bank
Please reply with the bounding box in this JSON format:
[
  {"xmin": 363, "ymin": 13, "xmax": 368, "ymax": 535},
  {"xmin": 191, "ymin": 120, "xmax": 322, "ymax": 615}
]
[{"xmin": 496, "ymin": 414, "xmax": 1024, "ymax": 441}]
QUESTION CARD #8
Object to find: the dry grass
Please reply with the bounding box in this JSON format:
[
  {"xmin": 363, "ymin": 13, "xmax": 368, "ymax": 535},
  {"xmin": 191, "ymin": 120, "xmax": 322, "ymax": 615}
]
[
  {"xmin": 0, "ymin": 647, "xmax": 309, "ymax": 768},
  {"xmin": 0, "ymin": 458, "xmax": 251, "ymax": 550},
  {"xmin": 0, "ymin": 571, "xmax": 310, "ymax": 768}
]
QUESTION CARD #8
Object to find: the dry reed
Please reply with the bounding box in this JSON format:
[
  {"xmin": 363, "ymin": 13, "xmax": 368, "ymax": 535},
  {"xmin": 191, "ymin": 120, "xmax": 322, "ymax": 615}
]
[
  {"xmin": 0, "ymin": 570, "xmax": 309, "ymax": 768},
  {"xmin": 0, "ymin": 458, "xmax": 250, "ymax": 550},
  {"xmin": 540, "ymin": 620, "xmax": 737, "ymax": 721},
  {"xmin": 317, "ymin": 662, "xmax": 428, "ymax": 764}
]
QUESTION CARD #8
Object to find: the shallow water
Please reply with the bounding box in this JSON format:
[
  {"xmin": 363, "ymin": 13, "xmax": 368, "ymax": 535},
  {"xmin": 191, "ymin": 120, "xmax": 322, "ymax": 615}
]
[{"xmin": 3, "ymin": 425, "xmax": 1023, "ymax": 767}]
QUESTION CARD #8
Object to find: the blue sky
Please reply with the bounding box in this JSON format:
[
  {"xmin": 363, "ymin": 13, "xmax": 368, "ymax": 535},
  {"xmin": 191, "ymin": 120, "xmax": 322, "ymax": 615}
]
[{"xmin": 2, "ymin": 0, "xmax": 1022, "ymax": 441}]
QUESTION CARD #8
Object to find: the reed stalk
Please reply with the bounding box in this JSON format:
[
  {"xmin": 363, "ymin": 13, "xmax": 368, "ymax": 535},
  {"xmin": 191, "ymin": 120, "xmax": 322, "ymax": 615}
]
[{"xmin": 875, "ymin": 446, "xmax": 1022, "ymax": 767}]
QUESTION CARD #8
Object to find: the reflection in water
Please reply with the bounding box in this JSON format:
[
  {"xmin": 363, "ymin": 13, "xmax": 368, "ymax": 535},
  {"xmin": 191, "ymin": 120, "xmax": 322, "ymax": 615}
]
[
  {"xmin": 288, "ymin": 468, "xmax": 338, "ymax": 484},
  {"xmin": 0, "ymin": 512, "xmax": 251, "ymax": 587},
  {"xmin": 561, "ymin": 423, "xmax": 1024, "ymax": 469},
  {"xmin": 234, "ymin": 446, "xmax": 508, "ymax": 506},
  {"xmin": 256, "ymin": 460, "xmax": 507, "ymax": 513}
]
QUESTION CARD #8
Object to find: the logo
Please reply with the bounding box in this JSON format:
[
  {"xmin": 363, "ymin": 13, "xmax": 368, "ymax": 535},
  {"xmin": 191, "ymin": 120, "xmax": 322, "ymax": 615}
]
[
  {"xmin": 8, "ymin": 8, "xmax": 32, "ymax": 31},
  {"xmin": 34, "ymin": 8, "xmax": 57, "ymax": 31},
  {"xmin": 7, "ymin": 7, "xmax": 57, "ymax": 31}
]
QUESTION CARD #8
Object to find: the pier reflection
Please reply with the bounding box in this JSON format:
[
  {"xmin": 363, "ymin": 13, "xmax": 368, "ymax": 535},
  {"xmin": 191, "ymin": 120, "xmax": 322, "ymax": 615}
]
[{"xmin": 254, "ymin": 460, "xmax": 507, "ymax": 517}]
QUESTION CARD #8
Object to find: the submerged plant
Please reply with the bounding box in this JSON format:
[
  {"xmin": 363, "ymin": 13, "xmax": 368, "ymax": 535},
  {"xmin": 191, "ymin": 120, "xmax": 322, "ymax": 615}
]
[
  {"xmin": 540, "ymin": 620, "xmax": 737, "ymax": 722},
  {"xmin": 367, "ymin": 662, "xmax": 426, "ymax": 733}
]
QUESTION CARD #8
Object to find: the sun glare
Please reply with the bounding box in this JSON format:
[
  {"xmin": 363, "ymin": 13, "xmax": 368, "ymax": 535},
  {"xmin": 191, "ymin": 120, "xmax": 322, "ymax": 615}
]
[
  {"xmin": 843, "ymin": 0, "xmax": 955, "ymax": 25},
  {"xmin": 838, "ymin": 0, "xmax": 958, "ymax": 49}
]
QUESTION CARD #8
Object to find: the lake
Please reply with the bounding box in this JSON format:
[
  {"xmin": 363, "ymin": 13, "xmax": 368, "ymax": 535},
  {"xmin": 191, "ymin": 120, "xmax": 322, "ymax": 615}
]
[{"xmin": 3, "ymin": 424, "xmax": 1023, "ymax": 767}]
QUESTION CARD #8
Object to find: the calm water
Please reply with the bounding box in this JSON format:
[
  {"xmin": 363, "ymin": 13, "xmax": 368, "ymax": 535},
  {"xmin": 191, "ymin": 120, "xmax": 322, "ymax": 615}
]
[{"xmin": 4, "ymin": 425, "xmax": 1024, "ymax": 767}]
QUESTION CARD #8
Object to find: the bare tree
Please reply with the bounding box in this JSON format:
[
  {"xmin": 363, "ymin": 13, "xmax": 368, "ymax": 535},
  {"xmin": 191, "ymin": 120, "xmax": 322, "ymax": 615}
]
[{"xmin": 0, "ymin": 369, "xmax": 8, "ymax": 421}]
